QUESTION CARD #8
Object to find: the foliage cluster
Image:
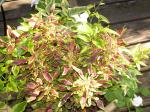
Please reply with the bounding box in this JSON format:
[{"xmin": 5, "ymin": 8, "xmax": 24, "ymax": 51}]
[{"xmin": 0, "ymin": 0, "xmax": 150, "ymax": 111}]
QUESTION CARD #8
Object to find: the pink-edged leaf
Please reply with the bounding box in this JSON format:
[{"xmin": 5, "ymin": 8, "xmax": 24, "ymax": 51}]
[
  {"xmin": 36, "ymin": 78, "xmax": 43, "ymax": 85},
  {"xmin": 88, "ymin": 68, "xmax": 98, "ymax": 78},
  {"xmin": 26, "ymin": 96, "xmax": 36, "ymax": 102},
  {"xmin": 29, "ymin": 89, "xmax": 41, "ymax": 97},
  {"xmin": 51, "ymin": 89, "xmax": 58, "ymax": 97},
  {"xmin": 13, "ymin": 59, "xmax": 27, "ymax": 65},
  {"xmin": 80, "ymin": 91, "xmax": 87, "ymax": 109},
  {"xmin": 71, "ymin": 65, "xmax": 84, "ymax": 79},
  {"xmin": 62, "ymin": 66, "xmax": 70, "ymax": 76},
  {"xmin": 61, "ymin": 93, "xmax": 72, "ymax": 105},
  {"xmin": 97, "ymin": 80, "xmax": 108, "ymax": 84},
  {"xmin": 28, "ymin": 54, "xmax": 36, "ymax": 64},
  {"xmin": 33, "ymin": 34, "xmax": 41, "ymax": 41},
  {"xmin": 95, "ymin": 91, "xmax": 105, "ymax": 95},
  {"xmin": 60, "ymin": 79, "xmax": 72, "ymax": 86},
  {"xmin": 26, "ymin": 82, "xmax": 38, "ymax": 90},
  {"xmin": 57, "ymin": 85, "xmax": 67, "ymax": 91},
  {"xmin": 53, "ymin": 71, "xmax": 59, "ymax": 79},
  {"xmin": 46, "ymin": 106, "xmax": 53, "ymax": 112},
  {"xmin": 7, "ymin": 45, "xmax": 15, "ymax": 54},
  {"xmin": 95, "ymin": 100, "xmax": 104, "ymax": 109},
  {"xmin": 43, "ymin": 70, "xmax": 52, "ymax": 81},
  {"xmin": 20, "ymin": 46, "xmax": 28, "ymax": 51}
]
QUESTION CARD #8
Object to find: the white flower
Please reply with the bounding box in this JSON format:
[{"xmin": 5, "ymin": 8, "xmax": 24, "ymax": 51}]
[
  {"xmin": 17, "ymin": 26, "xmax": 29, "ymax": 31},
  {"xmin": 31, "ymin": 0, "xmax": 40, "ymax": 7},
  {"xmin": 132, "ymin": 96, "xmax": 143, "ymax": 107},
  {"xmin": 72, "ymin": 12, "xmax": 89, "ymax": 23}
]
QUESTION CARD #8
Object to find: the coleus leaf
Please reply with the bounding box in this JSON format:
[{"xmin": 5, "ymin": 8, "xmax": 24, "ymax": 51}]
[
  {"xmin": 43, "ymin": 70, "xmax": 52, "ymax": 82},
  {"xmin": 7, "ymin": 45, "xmax": 15, "ymax": 54},
  {"xmin": 53, "ymin": 71, "xmax": 59, "ymax": 79},
  {"xmin": 26, "ymin": 82, "xmax": 38, "ymax": 90},
  {"xmin": 61, "ymin": 93, "xmax": 72, "ymax": 106},
  {"xmin": 71, "ymin": 65, "xmax": 84, "ymax": 79},
  {"xmin": 12, "ymin": 101, "xmax": 27, "ymax": 112},
  {"xmin": 26, "ymin": 96, "xmax": 37, "ymax": 102},
  {"xmin": 20, "ymin": 46, "xmax": 28, "ymax": 51},
  {"xmin": 28, "ymin": 54, "xmax": 36, "ymax": 64},
  {"xmin": 95, "ymin": 99, "xmax": 104, "ymax": 110},
  {"xmin": 60, "ymin": 79, "xmax": 72, "ymax": 86},
  {"xmin": 80, "ymin": 91, "xmax": 87, "ymax": 109},
  {"xmin": 13, "ymin": 59, "xmax": 27, "ymax": 65},
  {"xmin": 12, "ymin": 65, "xmax": 20, "ymax": 76},
  {"xmin": 51, "ymin": 89, "xmax": 59, "ymax": 97},
  {"xmin": 62, "ymin": 66, "xmax": 70, "ymax": 76},
  {"xmin": 57, "ymin": 85, "xmax": 67, "ymax": 91}
]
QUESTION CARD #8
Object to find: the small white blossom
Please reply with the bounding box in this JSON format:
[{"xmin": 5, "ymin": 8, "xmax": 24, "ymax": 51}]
[
  {"xmin": 17, "ymin": 26, "xmax": 29, "ymax": 31},
  {"xmin": 72, "ymin": 12, "xmax": 89, "ymax": 23},
  {"xmin": 132, "ymin": 96, "xmax": 143, "ymax": 107},
  {"xmin": 31, "ymin": 0, "xmax": 40, "ymax": 7}
]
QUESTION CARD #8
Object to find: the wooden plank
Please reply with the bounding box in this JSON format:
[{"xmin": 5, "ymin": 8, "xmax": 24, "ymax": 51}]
[
  {"xmin": 111, "ymin": 19, "xmax": 150, "ymax": 45},
  {"xmin": 76, "ymin": 0, "xmax": 136, "ymax": 6},
  {"xmin": 0, "ymin": 0, "xmax": 32, "ymax": 20},
  {"xmin": 99, "ymin": 0, "xmax": 150, "ymax": 24}
]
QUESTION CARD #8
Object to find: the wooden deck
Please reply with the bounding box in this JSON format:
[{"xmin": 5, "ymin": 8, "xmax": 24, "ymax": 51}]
[{"xmin": 0, "ymin": 0, "xmax": 150, "ymax": 111}]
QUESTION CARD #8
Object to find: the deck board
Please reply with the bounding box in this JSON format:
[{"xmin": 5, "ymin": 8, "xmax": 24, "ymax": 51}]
[{"xmin": 0, "ymin": 0, "xmax": 150, "ymax": 111}]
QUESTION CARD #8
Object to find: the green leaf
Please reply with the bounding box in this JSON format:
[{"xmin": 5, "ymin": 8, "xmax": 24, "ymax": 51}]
[
  {"xmin": 103, "ymin": 28, "xmax": 120, "ymax": 36},
  {"xmin": 69, "ymin": 6, "xmax": 87, "ymax": 16},
  {"xmin": 0, "ymin": 80, "xmax": 4, "ymax": 90},
  {"xmin": 77, "ymin": 35, "xmax": 90, "ymax": 42},
  {"xmin": 136, "ymin": 107, "xmax": 143, "ymax": 112},
  {"xmin": 0, "ymin": 101, "xmax": 5, "ymax": 108},
  {"xmin": 6, "ymin": 81, "xmax": 18, "ymax": 92},
  {"xmin": 139, "ymin": 87, "xmax": 150, "ymax": 96},
  {"xmin": 12, "ymin": 101, "xmax": 27, "ymax": 112},
  {"xmin": 12, "ymin": 66, "xmax": 20, "ymax": 76},
  {"xmin": 92, "ymin": 39, "xmax": 105, "ymax": 49}
]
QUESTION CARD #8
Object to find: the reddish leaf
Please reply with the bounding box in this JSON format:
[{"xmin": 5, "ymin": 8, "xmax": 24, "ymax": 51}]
[
  {"xmin": 116, "ymin": 28, "xmax": 126, "ymax": 36},
  {"xmin": 7, "ymin": 45, "xmax": 15, "ymax": 54},
  {"xmin": 26, "ymin": 82, "xmax": 38, "ymax": 90},
  {"xmin": 50, "ymin": 89, "xmax": 58, "ymax": 96},
  {"xmin": 29, "ymin": 54, "xmax": 36, "ymax": 64},
  {"xmin": 57, "ymin": 85, "xmax": 67, "ymax": 91},
  {"xmin": 97, "ymin": 80, "xmax": 108, "ymax": 84},
  {"xmin": 33, "ymin": 34, "xmax": 41, "ymax": 41},
  {"xmin": 61, "ymin": 93, "xmax": 72, "ymax": 105},
  {"xmin": 46, "ymin": 106, "xmax": 53, "ymax": 112},
  {"xmin": 62, "ymin": 66, "xmax": 70, "ymax": 76},
  {"xmin": 53, "ymin": 71, "xmax": 59, "ymax": 79},
  {"xmin": 95, "ymin": 100, "xmax": 104, "ymax": 109},
  {"xmin": 71, "ymin": 65, "xmax": 84, "ymax": 79},
  {"xmin": 20, "ymin": 46, "xmax": 28, "ymax": 51},
  {"xmin": 117, "ymin": 39, "xmax": 126, "ymax": 46},
  {"xmin": 95, "ymin": 91, "xmax": 105, "ymax": 95},
  {"xmin": 13, "ymin": 59, "xmax": 27, "ymax": 65},
  {"xmin": 43, "ymin": 70, "xmax": 52, "ymax": 81},
  {"xmin": 60, "ymin": 79, "xmax": 72, "ymax": 86}
]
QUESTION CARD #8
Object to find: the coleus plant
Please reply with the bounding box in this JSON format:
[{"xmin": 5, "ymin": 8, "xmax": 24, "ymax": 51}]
[{"xmin": 0, "ymin": 0, "xmax": 150, "ymax": 112}]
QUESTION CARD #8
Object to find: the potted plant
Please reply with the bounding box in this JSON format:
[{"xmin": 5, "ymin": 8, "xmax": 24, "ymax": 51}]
[{"xmin": 0, "ymin": 0, "xmax": 150, "ymax": 112}]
